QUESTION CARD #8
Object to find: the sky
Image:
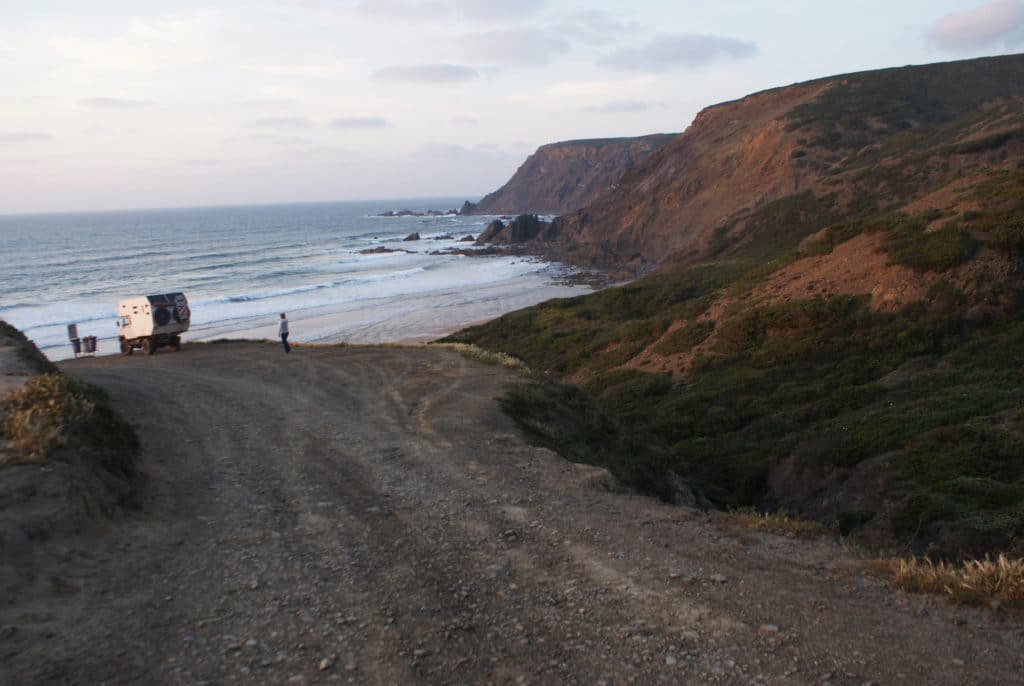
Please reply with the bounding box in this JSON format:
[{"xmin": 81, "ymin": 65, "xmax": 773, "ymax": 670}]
[{"xmin": 1, "ymin": 0, "xmax": 1022, "ymax": 214}]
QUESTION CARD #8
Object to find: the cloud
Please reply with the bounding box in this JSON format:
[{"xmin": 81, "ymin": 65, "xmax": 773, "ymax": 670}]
[
  {"xmin": 354, "ymin": 0, "xmax": 445, "ymax": 20},
  {"xmin": 539, "ymin": 76, "xmax": 657, "ymax": 100},
  {"xmin": 554, "ymin": 8, "xmax": 641, "ymax": 45},
  {"xmin": 248, "ymin": 134, "xmax": 313, "ymax": 146},
  {"xmin": 598, "ymin": 34, "xmax": 758, "ymax": 72},
  {"xmin": 450, "ymin": 0, "xmax": 545, "ymax": 22},
  {"xmin": 583, "ymin": 100, "xmax": 652, "ymax": 114},
  {"xmin": 248, "ymin": 117, "xmax": 314, "ymax": 130},
  {"xmin": 330, "ymin": 116, "xmax": 390, "ymax": 129},
  {"xmin": 80, "ymin": 97, "xmax": 151, "ymax": 108},
  {"xmin": 354, "ymin": 0, "xmax": 544, "ymax": 22},
  {"xmin": 0, "ymin": 132, "xmax": 54, "ymax": 143},
  {"xmin": 184, "ymin": 159, "xmax": 229, "ymax": 167},
  {"xmin": 373, "ymin": 64, "xmax": 479, "ymax": 83},
  {"xmin": 927, "ymin": 0, "xmax": 1024, "ymax": 50},
  {"xmin": 460, "ymin": 29, "xmax": 570, "ymax": 67}
]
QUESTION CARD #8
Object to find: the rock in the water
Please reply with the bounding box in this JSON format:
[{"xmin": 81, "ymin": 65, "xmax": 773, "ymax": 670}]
[{"xmin": 403, "ymin": 232, "xmax": 421, "ymax": 241}]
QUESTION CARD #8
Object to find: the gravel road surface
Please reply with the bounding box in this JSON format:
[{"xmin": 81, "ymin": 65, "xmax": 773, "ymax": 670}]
[{"xmin": 1, "ymin": 342, "xmax": 1021, "ymax": 685}]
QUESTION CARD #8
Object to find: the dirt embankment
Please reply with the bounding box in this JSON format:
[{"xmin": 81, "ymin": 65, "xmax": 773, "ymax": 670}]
[{"xmin": 1, "ymin": 342, "xmax": 1022, "ymax": 685}]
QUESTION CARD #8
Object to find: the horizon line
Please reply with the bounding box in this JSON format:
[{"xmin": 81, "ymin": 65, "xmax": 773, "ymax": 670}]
[{"xmin": 0, "ymin": 194, "xmax": 483, "ymax": 219}]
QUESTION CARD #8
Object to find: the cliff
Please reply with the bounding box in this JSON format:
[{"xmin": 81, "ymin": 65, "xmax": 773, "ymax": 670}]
[
  {"xmin": 465, "ymin": 134, "xmax": 676, "ymax": 216},
  {"xmin": 539, "ymin": 53, "xmax": 1024, "ymax": 268}
]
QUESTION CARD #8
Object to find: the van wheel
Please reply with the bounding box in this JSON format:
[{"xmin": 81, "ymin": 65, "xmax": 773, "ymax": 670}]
[
  {"xmin": 143, "ymin": 338, "xmax": 155, "ymax": 355},
  {"xmin": 172, "ymin": 337, "xmax": 181, "ymax": 352},
  {"xmin": 120, "ymin": 340, "xmax": 131, "ymax": 355}
]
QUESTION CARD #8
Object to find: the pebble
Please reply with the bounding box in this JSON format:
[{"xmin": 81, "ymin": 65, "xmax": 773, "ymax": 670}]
[
  {"xmin": 666, "ymin": 655, "xmax": 678, "ymax": 666},
  {"xmin": 758, "ymin": 624, "xmax": 780, "ymax": 636},
  {"xmin": 709, "ymin": 574, "xmax": 727, "ymax": 584},
  {"xmin": 319, "ymin": 657, "xmax": 335, "ymax": 671}
]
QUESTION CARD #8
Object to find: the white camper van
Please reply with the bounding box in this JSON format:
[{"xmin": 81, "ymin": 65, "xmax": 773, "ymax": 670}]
[{"xmin": 117, "ymin": 293, "xmax": 190, "ymax": 355}]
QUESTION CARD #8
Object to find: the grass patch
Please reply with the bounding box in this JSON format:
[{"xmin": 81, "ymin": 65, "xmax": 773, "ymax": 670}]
[
  {"xmin": 719, "ymin": 507, "xmax": 826, "ymax": 539},
  {"xmin": 867, "ymin": 555, "xmax": 1024, "ymax": 608},
  {"xmin": 1, "ymin": 373, "xmax": 139, "ymax": 475},
  {"xmin": 429, "ymin": 342, "xmax": 527, "ymax": 370}
]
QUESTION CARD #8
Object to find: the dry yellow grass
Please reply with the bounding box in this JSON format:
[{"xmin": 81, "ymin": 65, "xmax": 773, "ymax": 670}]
[
  {"xmin": 719, "ymin": 508, "xmax": 826, "ymax": 539},
  {"xmin": 428, "ymin": 342, "xmax": 527, "ymax": 371},
  {"xmin": 867, "ymin": 554, "xmax": 1024, "ymax": 607}
]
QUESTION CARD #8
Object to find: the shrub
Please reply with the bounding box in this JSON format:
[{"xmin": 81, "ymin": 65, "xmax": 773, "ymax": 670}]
[
  {"xmin": 1, "ymin": 374, "xmax": 95, "ymax": 462},
  {"xmin": 886, "ymin": 221, "xmax": 980, "ymax": 272}
]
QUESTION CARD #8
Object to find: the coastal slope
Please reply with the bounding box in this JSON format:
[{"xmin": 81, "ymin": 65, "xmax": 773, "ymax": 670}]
[
  {"xmin": 448, "ymin": 53, "xmax": 1024, "ymax": 555},
  {"xmin": 465, "ymin": 134, "xmax": 676, "ymax": 215}
]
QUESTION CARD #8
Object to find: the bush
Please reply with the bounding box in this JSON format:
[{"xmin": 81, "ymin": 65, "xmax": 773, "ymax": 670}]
[
  {"xmin": 886, "ymin": 221, "xmax": 980, "ymax": 272},
  {"xmin": 1, "ymin": 374, "xmax": 139, "ymax": 477},
  {"xmin": 1, "ymin": 374, "xmax": 94, "ymax": 462}
]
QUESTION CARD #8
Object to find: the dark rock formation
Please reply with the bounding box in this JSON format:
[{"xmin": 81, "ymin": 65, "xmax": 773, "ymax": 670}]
[
  {"xmin": 403, "ymin": 232, "xmax": 421, "ymax": 242},
  {"xmin": 459, "ymin": 235, "xmax": 475, "ymax": 242},
  {"xmin": 359, "ymin": 246, "xmax": 415, "ymax": 255},
  {"xmin": 474, "ymin": 215, "xmax": 548, "ymax": 246},
  {"xmin": 475, "ymin": 220, "xmax": 505, "ymax": 245}
]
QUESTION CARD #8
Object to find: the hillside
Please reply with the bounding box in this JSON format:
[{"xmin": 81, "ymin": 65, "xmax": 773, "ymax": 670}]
[
  {"xmin": 536, "ymin": 53, "xmax": 1024, "ymax": 269},
  {"xmin": 464, "ymin": 134, "xmax": 676, "ymax": 215},
  {"xmin": 447, "ymin": 54, "xmax": 1024, "ymax": 557}
]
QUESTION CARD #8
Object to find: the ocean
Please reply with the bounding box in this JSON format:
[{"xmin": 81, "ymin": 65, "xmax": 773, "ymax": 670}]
[{"xmin": 0, "ymin": 199, "xmax": 590, "ymax": 361}]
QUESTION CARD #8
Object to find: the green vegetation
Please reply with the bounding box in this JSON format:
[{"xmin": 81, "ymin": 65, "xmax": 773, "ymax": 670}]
[
  {"xmin": 962, "ymin": 168, "xmax": 1024, "ymax": 256},
  {"xmin": 448, "ymin": 180, "xmax": 1024, "ymax": 557},
  {"xmin": 1, "ymin": 374, "xmax": 139, "ymax": 477},
  {"xmin": 787, "ymin": 54, "xmax": 1024, "ymax": 153},
  {"xmin": 473, "ymin": 289, "xmax": 1023, "ymax": 557},
  {"xmin": 885, "ymin": 220, "xmax": 980, "ymax": 272}
]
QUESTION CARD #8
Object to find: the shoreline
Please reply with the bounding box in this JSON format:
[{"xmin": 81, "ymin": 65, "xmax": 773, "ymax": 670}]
[{"xmin": 41, "ymin": 280, "xmax": 583, "ymax": 361}]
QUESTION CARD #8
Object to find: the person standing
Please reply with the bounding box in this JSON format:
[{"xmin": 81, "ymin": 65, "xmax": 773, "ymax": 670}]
[{"xmin": 278, "ymin": 312, "xmax": 291, "ymax": 353}]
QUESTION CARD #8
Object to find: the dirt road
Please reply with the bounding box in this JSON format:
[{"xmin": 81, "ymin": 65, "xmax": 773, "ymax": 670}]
[{"xmin": 2, "ymin": 342, "xmax": 1022, "ymax": 684}]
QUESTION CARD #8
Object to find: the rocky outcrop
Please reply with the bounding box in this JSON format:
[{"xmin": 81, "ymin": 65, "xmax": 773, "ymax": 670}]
[
  {"xmin": 475, "ymin": 214, "xmax": 549, "ymax": 246},
  {"xmin": 465, "ymin": 134, "xmax": 676, "ymax": 216},
  {"xmin": 403, "ymin": 232, "xmax": 421, "ymax": 242}
]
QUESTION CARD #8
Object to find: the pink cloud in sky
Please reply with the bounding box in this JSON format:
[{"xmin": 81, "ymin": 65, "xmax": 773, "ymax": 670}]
[{"xmin": 928, "ymin": 0, "xmax": 1024, "ymax": 50}]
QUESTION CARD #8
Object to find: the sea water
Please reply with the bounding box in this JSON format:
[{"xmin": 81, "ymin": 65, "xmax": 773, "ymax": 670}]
[{"xmin": 0, "ymin": 199, "xmax": 589, "ymax": 360}]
